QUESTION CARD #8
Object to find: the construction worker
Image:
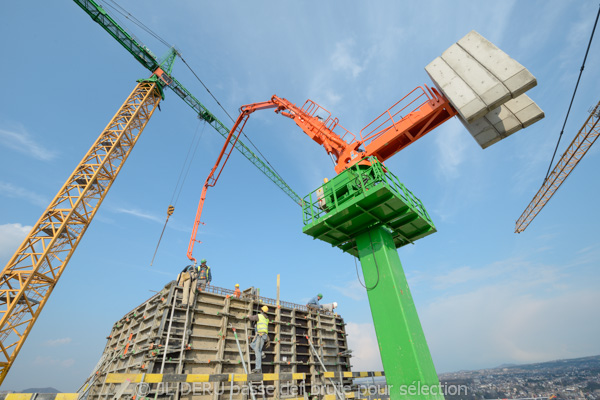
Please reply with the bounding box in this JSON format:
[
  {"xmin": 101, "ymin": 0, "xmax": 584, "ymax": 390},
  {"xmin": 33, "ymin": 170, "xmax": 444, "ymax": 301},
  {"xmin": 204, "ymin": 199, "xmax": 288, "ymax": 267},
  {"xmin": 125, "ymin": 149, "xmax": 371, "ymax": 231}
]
[
  {"xmin": 177, "ymin": 264, "xmax": 198, "ymax": 306},
  {"xmin": 321, "ymin": 302, "xmax": 338, "ymax": 313},
  {"xmin": 306, "ymin": 293, "xmax": 323, "ymax": 311},
  {"xmin": 197, "ymin": 259, "xmax": 212, "ymax": 291},
  {"xmin": 234, "ymin": 283, "xmax": 241, "ymax": 298},
  {"xmin": 248, "ymin": 305, "xmax": 269, "ymax": 373}
]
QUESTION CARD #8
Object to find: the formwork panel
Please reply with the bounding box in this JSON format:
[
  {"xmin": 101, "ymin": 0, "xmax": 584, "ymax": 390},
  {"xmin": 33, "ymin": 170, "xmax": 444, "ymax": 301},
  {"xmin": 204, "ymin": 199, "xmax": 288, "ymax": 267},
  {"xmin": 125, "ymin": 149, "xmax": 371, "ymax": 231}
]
[{"xmin": 82, "ymin": 282, "xmax": 352, "ymax": 400}]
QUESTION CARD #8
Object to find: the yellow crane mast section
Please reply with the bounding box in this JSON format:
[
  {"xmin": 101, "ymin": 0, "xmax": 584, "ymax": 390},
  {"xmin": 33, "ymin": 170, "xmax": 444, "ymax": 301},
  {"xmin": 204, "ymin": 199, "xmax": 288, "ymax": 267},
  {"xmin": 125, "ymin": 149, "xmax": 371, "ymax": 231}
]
[
  {"xmin": 0, "ymin": 80, "xmax": 162, "ymax": 382},
  {"xmin": 515, "ymin": 100, "xmax": 600, "ymax": 233}
]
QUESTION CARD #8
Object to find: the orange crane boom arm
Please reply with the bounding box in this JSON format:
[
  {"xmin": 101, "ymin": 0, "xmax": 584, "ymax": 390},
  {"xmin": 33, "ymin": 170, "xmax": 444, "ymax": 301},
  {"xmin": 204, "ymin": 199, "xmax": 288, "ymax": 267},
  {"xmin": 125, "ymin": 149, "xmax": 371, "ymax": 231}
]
[
  {"xmin": 186, "ymin": 108, "xmax": 253, "ymax": 263},
  {"xmin": 187, "ymin": 85, "xmax": 458, "ymax": 261},
  {"xmin": 228, "ymin": 86, "xmax": 457, "ymax": 175}
]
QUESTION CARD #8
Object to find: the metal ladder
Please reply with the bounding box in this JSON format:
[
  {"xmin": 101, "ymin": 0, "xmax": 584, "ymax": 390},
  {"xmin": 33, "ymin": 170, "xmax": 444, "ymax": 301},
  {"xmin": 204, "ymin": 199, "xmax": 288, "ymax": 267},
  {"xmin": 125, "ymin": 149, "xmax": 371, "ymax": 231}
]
[{"xmin": 307, "ymin": 336, "xmax": 345, "ymax": 400}]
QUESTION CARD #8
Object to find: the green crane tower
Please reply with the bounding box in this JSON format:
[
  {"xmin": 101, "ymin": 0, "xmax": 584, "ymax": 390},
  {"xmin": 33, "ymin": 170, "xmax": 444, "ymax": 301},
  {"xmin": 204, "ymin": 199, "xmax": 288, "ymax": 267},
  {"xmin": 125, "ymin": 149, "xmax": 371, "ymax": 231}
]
[{"xmin": 302, "ymin": 159, "xmax": 442, "ymax": 400}]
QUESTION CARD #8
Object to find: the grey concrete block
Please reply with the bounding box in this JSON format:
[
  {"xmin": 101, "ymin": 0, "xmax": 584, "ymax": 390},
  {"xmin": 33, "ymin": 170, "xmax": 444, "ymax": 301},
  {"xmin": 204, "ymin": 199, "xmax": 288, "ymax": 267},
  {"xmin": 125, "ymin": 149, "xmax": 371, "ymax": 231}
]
[
  {"xmin": 461, "ymin": 114, "xmax": 492, "ymax": 137},
  {"xmin": 458, "ymin": 113, "xmax": 500, "ymax": 148},
  {"xmin": 459, "ymin": 104, "xmax": 522, "ymax": 149},
  {"xmin": 425, "ymin": 57, "xmax": 487, "ymax": 123},
  {"xmin": 475, "ymin": 125, "xmax": 502, "ymax": 149},
  {"xmin": 484, "ymin": 106, "xmax": 521, "ymax": 136},
  {"xmin": 457, "ymin": 30, "xmax": 537, "ymax": 98},
  {"xmin": 504, "ymin": 69, "xmax": 538, "ymax": 97},
  {"xmin": 441, "ymin": 43, "xmax": 510, "ymax": 111},
  {"xmin": 503, "ymin": 94, "xmax": 545, "ymax": 128}
]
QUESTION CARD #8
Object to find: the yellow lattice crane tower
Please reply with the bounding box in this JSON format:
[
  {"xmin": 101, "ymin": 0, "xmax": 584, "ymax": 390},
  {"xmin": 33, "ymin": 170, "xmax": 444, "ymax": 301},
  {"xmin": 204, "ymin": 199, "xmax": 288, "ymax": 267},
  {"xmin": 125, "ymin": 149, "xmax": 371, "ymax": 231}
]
[
  {"xmin": 515, "ymin": 100, "xmax": 600, "ymax": 233},
  {"xmin": 0, "ymin": 79, "xmax": 163, "ymax": 382},
  {"xmin": 0, "ymin": 0, "xmax": 301, "ymax": 384}
]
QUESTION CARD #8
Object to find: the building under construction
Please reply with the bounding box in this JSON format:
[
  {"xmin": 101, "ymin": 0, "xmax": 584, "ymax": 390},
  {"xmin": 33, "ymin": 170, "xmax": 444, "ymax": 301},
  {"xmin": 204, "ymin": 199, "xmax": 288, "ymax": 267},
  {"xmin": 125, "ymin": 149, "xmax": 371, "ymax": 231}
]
[
  {"xmin": 79, "ymin": 281, "xmax": 352, "ymax": 400},
  {"xmin": 0, "ymin": 1, "xmax": 561, "ymax": 397}
]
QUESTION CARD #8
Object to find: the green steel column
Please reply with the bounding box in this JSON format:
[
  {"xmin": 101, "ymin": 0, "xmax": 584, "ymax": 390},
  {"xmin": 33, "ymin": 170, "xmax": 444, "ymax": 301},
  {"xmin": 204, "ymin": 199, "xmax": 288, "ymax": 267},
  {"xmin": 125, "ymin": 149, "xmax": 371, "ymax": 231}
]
[{"xmin": 356, "ymin": 226, "xmax": 443, "ymax": 400}]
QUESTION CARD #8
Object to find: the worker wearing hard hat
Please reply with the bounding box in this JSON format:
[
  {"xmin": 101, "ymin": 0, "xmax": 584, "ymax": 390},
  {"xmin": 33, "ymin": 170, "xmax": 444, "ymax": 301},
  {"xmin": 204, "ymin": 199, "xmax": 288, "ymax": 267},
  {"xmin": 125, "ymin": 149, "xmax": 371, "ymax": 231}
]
[
  {"xmin": 321, "ymin": 302, "xmax": 338, "ymax": 313},
  {"xmin": 306, "ymin": 293, "xmax": 323, "ymax": 311},
  {"xmin": 197, "ymin": 259, "xmax": 211, "ymax": 291},
  {"xmin": 233, "ymin": 283, "xmax": 241, "ymax": 298},
  {"xmin": 248, "ymin": 305, "xmax": 270, "ymax": 373}
]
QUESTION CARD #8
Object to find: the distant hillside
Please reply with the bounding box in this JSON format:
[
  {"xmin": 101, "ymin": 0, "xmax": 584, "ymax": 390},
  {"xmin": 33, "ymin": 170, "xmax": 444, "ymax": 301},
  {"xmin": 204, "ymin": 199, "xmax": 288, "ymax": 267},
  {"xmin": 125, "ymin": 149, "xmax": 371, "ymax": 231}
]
[
  {"xmin": 495, "ymin": 363, "xmax": 518, "ymax": 368},
  {"xmin": 438, "ymin": 355, "xmax": 600, "ymax": 400},
  {"xmin": 20, "ymin": 387, "xmax": 61, "ymax": 393},
  {"xmin": 442, "ymin": 354, "xmax": 600, "ymax": 375},
  {"xmin": 500, "ymin": 354, "xmax": 600, "ymax": 372}
]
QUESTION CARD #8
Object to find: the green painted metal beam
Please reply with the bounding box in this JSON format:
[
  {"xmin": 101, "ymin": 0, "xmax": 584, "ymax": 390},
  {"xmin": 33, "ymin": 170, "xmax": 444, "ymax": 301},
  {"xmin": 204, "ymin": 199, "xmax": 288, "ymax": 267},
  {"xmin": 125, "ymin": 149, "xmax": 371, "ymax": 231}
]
[
  {"xmin": 73, "ymin": 0, "xmax": 301, "ymax": 205},
  {"xmin": 74, "ymin": 0, "xmax": 160, "ymax": 72},
  {"xmin": 302, "ymin": 160, "xmax": 443, "ymax": 399},
  {"xmin": 356, "ymin": 227, "xmax": 443, "ymax": 400}
]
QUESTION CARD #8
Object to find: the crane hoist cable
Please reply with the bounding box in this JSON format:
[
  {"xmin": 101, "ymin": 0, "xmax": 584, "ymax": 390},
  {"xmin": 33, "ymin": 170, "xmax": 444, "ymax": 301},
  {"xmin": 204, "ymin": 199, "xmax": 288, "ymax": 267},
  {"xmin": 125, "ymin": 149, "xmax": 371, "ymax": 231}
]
[
  {"xmin": 97, "ymin": 0, "xmax": 293, "ymax": 263},
  {"xmin": 104, "ymin": 0, "xmax": 289, "ymax": 199},
  {"xmin": 352, "ymin": 232, "xmax": 381, "ymax": 291},
  {"xmin": 543, "ymin": 4, "xmax": 599, "ymax": 183},
  {"xmin": 172, "ymin": 121, "xmax": 207, "ymax": 206},
  {"xmin": 150, "ymin": 121, "xmax": 206, "ymax": 266},
  {"xmin": 103, "ymin": 0, "xmax": 171, "ymax": 48},
  {"xmin": 178, "ymin": 55, "xmax": 289, "ymax": 185}
]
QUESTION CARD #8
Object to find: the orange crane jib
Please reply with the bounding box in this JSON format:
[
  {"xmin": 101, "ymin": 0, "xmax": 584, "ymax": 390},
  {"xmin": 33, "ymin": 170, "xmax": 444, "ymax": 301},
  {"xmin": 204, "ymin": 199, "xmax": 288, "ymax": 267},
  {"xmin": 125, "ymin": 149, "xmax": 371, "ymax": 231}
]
[
  {"xmin": 236, "ymin": 86, "xmax": 456, "ymax": 174},
  {"xmin": 186, "ymin": 85, "xmax": 457, "ymax": 263}
]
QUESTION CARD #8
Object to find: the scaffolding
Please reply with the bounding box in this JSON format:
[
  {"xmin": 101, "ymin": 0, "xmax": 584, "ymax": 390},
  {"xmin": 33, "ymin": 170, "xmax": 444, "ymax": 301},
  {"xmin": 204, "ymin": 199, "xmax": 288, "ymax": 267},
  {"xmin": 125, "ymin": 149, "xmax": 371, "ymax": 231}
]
[{"xmin": 81, "ymin": 281, "xmax": 352, "ymax": 400}]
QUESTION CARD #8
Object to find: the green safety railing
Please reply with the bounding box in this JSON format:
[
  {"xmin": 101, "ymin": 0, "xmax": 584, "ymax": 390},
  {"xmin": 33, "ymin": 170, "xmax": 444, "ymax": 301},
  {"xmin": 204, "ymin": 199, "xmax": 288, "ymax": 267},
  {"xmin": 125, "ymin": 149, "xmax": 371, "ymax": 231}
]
[{"xmin": 302, "ymin": 158, "xmax": 434, "ymax": 229}]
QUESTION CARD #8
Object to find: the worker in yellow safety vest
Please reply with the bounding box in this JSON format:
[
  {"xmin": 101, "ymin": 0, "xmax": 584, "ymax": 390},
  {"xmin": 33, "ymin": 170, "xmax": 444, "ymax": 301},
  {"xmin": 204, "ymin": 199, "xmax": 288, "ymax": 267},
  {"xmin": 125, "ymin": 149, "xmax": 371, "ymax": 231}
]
[
  {"xmin": 197, "ymin": 259, "xmax": 212, "ymax": 291},
  {"xmin": 248, "ymin": 305, "xmax": 269, "ymax": 373}
]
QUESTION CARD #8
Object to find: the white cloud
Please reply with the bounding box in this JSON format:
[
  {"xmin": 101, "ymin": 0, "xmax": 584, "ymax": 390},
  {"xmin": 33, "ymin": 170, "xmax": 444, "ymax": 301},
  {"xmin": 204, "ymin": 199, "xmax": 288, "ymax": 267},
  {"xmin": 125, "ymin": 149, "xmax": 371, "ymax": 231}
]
[
  {"xmin": 0, "ymin": 128, "xmax": 57, "ymax": 161},
  {"xmin": 483, "ymin": 0, "xmax": 516, "ymax": 45},
  {"xmin": 419, "ymin": 256, "xmax": 600, "ymax": 372},
  {"xmin": 0, "ymin": 223, "xmax": 32, "ymax": 264},
  {"xmin": 517, "ymin": 2, "xmax": 569, "ymax": 53},
  {"xmin": 33, "ymin": 356, "xmax": 76, "ymax": 368},
  {"xmin": 44, "ymin": 337, "xmax": 72, "ymax": 347},
  {"xmin": 424, "ymin": 286, "xmax": 600, "ymax": 372},
  {"xmin": 0, "ymin": 181, "xmax": 49, "ymax": 207},
  {"xmin": 115, "ymin": 208, "xmax": 162, "ymax": 223},
  {"xmin": 307, "ymin": 38, "xmax": 368, "ymax": 109},
  {"xmin": 345, "ymin": 322, "xmax": 383, "ymax": 372},
  {"xmin": 329, "ymin": 279, "xmax": 367, "ymax": 301},
  {"xmin": 331, "ymin": 40, "xmax": 365, "ymax": 79},
  {"xmin": 434, "ymin": 122, "xmax": 468, "ymax": 181},
  {"xmin": 429, "ymin": 257, "xmax": 563, "ymax": 290}
]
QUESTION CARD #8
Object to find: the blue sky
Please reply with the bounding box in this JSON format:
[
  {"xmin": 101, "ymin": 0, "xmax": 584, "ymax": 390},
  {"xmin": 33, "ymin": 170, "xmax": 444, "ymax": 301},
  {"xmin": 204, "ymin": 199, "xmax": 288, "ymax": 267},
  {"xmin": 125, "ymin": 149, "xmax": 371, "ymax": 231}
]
[{"xmin": 1, "ymin": 0, "xmax": 599, "ymax": 392}]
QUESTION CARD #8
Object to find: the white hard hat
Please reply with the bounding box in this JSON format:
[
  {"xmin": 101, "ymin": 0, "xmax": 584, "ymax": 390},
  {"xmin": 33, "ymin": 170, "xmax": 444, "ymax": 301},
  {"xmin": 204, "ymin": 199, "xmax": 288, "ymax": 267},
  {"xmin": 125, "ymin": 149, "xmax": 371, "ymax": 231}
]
[{"xmin": 333, "ymin": 302, "xmax": 338, "ymax": 308}]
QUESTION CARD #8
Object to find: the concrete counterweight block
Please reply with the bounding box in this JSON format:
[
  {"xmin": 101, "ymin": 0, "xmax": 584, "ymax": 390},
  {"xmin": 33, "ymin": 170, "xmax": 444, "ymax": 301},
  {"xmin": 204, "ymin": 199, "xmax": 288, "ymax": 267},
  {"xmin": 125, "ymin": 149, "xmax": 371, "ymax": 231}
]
[
  {"xmin": 458, "ymin": 30, "xmax": 537, "ymax": 97},
  {"xmin": 426, "ymin": 29, "xmax": 544, "ymax": 148},
  {"xmin": 425, "ymin": 57, "xmax": 488, "ymax": 123},
  {"xmin": 459, "ymin": 94, "xmax": 545, "ymax": 149},
  {"xmin": 441, "ymin": 43, "xmax": 511, "ymax": 113}
]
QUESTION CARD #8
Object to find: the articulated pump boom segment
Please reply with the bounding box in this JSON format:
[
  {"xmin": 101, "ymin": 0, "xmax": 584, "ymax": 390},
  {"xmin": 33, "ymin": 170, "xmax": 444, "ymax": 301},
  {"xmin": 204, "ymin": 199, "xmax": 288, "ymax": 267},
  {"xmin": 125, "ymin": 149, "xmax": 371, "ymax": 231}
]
[{"xmin": 215, "ymin": 31, "xmax": 544, "ymax": 399}]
